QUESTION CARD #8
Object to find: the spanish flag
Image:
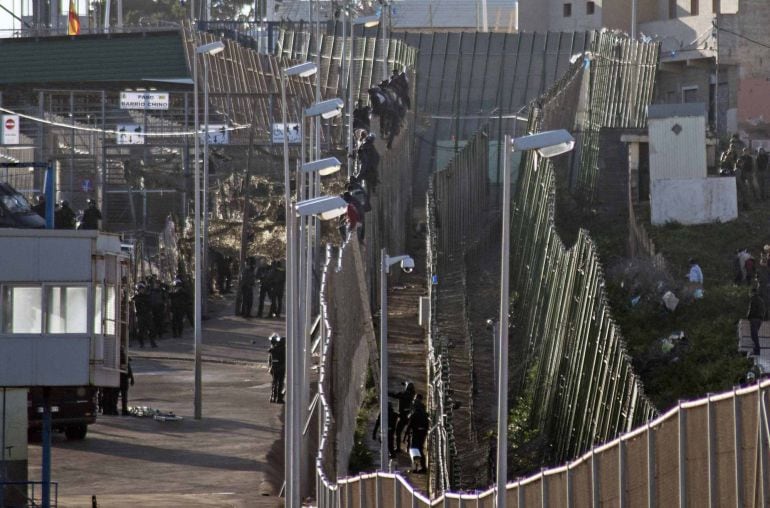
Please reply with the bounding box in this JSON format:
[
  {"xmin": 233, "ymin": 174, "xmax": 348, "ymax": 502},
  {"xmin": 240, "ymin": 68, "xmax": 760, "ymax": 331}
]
[{"xmin": 68, "ymin": 0, "xmax": 80, "ymax": 36}]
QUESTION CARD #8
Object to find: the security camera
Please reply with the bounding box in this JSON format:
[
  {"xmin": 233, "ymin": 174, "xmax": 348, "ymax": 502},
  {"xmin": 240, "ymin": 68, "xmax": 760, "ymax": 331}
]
[{"xmin": 400, "ymin": 257, "xmax": 415, "ymax": 274}]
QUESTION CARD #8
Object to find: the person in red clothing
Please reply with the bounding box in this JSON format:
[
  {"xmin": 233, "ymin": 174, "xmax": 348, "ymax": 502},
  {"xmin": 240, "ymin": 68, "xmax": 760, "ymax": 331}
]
[{"xmin": 339, "ymin": 191, "xmax": 364, "ymax": 241}]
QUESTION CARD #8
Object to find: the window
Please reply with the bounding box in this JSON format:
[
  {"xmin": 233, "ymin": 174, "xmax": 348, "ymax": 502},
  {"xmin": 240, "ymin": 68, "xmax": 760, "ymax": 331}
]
[
  {"xmin": 563, "ymin": 3, "xmax": 572, "ymax": 17},
  {"xmin": 691, "ymin": 0, "xmax": 699, "ymax": 14},
  {"xmin": 47, "ymin": 287, "xmax": 88, "ymax": 334},
  {"xmin": 682, "ymin": 86, "xmax": 699, "ymax": 103},
  {"xmin": 93, "ymin": 285, "xmax": 117, "ymax": 336},
  {"xmin": 586, "ymin": 1, "xmax": 595, "ymax": 15},
  {"xmin": 2, "ymin": 287, "xmax": 42, "ymax": 334}
]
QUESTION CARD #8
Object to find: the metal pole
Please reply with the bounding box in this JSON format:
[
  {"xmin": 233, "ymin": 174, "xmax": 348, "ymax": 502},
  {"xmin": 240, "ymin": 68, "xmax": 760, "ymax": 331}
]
[
  {"xmin": 193, "ymin": 48, "xmax": 203, "ymax": 420},
  {"xmin": 41, "ymin": 389, "xmax": 51, "ymax": 508},
  {"xmin": 496, "ymin": 134, "xmax": 512, "ymax": 508},
  {"xmin": 1, "ymin": 388, "xmax": 6, "ymax": 508},
  {"xmin": 203, "ymin": 56, "xmax": 211, "ymax": 317},
  {"xmin": 381, "ymin": 2, "xmax": 388, "ymax": 80},
  {"xmin": 341, "ymin": 4, "xmax": 347, "ymax": 149},
  {"xmin": 347, "ymin": 11, "xmax": 355, "ymax": 174},
  {"xmin": 630, "ymin": 0, "xmax": 637, "ymax": 40},
  {"xmin": 280, "ymin": 69, "xmax": 297, "ymax": 508},
  {"xmin": 380, "ymin": 248, "xmax": 389, "ymax": 471}
]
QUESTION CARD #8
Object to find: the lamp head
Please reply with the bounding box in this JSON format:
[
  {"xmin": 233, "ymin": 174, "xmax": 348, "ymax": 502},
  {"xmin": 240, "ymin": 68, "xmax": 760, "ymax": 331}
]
[
  {"xmin": 301, "ymin": 157, "xmax": 342, "ymax": 176},
  {"xmin": 296, "ymin": 195, "xmax": 348, "ymax": 220},
  {"xmin": 511, "ymin": 129, "xmax": 575, "ymax": 158},
  {"xmin": 196, "ymin": 41, "xmax": 225, "ymax": 55},
  {"xmin": 305, "ymin": 98, "xmax": 345, "ymax": 119},
  {"xmin": 354, "ymin": 14, "xmax": 380, "ymax": 27},
  {"xmin": 285, "ymin": 62, "xmax": 318, "ymax": 77}
]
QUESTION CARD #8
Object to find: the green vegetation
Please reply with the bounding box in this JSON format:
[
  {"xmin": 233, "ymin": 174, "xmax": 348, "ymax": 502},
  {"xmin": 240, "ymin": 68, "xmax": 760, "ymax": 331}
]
[
  {"xmin": 588, "ymin": 202, "xmax": 761, "ymax": 411},
  {"xmin": 348, "ymin": 370, "xmax": 378, "ymax": 474}
]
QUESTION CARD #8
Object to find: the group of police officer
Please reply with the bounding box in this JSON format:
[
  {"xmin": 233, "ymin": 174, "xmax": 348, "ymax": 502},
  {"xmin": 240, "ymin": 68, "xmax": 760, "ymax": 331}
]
[
  {"xmin": 130, "ymin": 275, "xmax": 192, "ymax": 348},
  {"xmin": 33, "ymin": 194, "xmax": 102, "ymax": 230},
  {"xmin": 239, "ymin": 257, "xmax": 286, "ymax": 319}
]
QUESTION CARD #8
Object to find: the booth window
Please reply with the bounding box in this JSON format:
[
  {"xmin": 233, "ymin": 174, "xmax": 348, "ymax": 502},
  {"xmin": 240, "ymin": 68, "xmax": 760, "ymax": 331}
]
[
  {"xmin": 47, "ymin": 286, "xmax": 88, "ymax": 334},
  {"xmin": 2, "ymin": 286, "xmax": 42, "ymax": 334},
  {"xmin": 94, "ymin": 285, "xmax": 117, "ymax": 336}
]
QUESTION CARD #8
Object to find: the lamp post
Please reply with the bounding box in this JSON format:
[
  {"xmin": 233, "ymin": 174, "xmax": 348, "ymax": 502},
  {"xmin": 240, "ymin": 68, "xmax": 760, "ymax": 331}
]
[
  {"xmin": 347, "ymin": 13, "xmax": 380, "ymax": 175},
  {"xmin": 496, "ymin": 129, "xmax": 575, "ymax": 508},
  {"xmin": 193, "ymin": 39, "xmax": 225, "ymax": 421},
  {"xmin": 292, "ymin": 194, "xmax": 347, "ymax": 501},
  {"xmin": 280, "ymin": 61, "xmax": 318, "ymax": 508},
  {"xmin": 379, "ymin": 250, "xmax": 415, "ymax": 471}
]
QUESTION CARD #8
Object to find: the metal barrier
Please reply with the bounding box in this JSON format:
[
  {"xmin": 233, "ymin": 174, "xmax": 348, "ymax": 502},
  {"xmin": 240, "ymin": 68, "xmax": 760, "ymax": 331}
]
[{"xmin": 0, "ymin": 481, "xmax": 58, "ymax": 507}]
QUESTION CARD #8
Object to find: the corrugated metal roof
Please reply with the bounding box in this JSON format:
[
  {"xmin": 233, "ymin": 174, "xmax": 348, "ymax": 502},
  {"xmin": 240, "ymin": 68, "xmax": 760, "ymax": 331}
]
[
  {"xmin": 0, "ymin": 31, "xmax": 190, "ymax": 85},
  {"xmin": 648, "ymin": 102, "xmax": 706, "ymax": 119}
]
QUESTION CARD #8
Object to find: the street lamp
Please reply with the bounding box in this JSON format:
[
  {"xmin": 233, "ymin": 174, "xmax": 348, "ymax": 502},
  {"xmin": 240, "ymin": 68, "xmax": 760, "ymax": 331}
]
[
  {"xmin": 192, "ymin": 39, "xmax": 225, "ymax": 421},
  {"xmin": 346, "ymin": 13, "xmax": 380, "ymax": 177},
  {"xmin": 279, "ymin": 60, "xmax": 318, "ymax": 508},
  {"xmin": 288, "ymin": 194, "xmax": 347, "ymax": 503},
  {"xmin": 379, "ymin": 249, "xmax": 415, "ymax": 471},
  {"xmin": 496, "ymin": 129, "xmax": 574, "ymax": 508}
]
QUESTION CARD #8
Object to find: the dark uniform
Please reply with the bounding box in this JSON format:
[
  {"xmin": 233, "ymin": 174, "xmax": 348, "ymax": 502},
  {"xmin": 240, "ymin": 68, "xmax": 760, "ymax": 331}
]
[
  {"xmin": 32, "ymin": 195, "xmax": 46, "ymax": 218},
  {"xmin": 168, "ymin": 279, "xmax": 188, "ymax": 338},
  {"xmin": 403, "ymin": 395, "xmax": 429, "ymax": 473},
  {"xmin": 256, "ymin": 262, "xmax": 272, "ymax": 318},
  {"xmin": 120, "ymin": 358, "xmax": 135, "ymax": 416},
  {"xmin": 389, "ymin": 381, "xmax": 415, "ymax": 452},
  {"xmin": 357, "ymin": 134, "xmax": 380, "ymax": 193},
  {"xmin": 267, "ymin": 261, "xmax": 285, "ymax": 318},
  {"xmin": 240, "ymin": 260, "xmax": 256, "ymax": 317},
  {"xmin": 132, "ymin": 284, "xmax": 157, "ymax": 348},
  {"xmin": 268, "ymin": 336, "xmax": 286, "ymax": 403},
  {"xmin": 54, "ymin": 201, "xmax": 76, "ymax": 229},
  {"xmin": 80, "ymin": 199, "xmax": 102, "ymax": 230},
  {"xmin": 372, "ymin": 402, "xmax": 399, "ymax": 458}
]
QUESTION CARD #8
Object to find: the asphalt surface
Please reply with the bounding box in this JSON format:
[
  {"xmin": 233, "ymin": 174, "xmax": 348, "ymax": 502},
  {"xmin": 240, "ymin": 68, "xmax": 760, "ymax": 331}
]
[{"xmin": 27, "ymin": 294, "xmax": 285, "ymax": 508}]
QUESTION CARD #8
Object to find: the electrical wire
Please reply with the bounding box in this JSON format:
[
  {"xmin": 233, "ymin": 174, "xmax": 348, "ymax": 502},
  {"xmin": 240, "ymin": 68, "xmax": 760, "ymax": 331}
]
[
  {"xmin": 0, "ymin": 106, "xmax": 252, "ymax": 137},
  {"xmin": 717, "ymin": 25, "xmax": 770, "ymax": 50}
]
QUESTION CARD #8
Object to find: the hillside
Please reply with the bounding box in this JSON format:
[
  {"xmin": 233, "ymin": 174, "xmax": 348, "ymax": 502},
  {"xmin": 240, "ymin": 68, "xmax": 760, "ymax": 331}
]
[{"xmin": 588, "ymin": 202, "xmax": 761, "ymax": 411}]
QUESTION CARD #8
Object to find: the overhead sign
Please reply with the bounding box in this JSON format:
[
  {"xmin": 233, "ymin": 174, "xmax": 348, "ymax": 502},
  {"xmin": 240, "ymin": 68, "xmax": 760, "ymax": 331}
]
[
  {"xmin": 201, "ymin": 124, "xmax": 229, "ymax": 145},
  {"xmin": 81, "ymin": 178, "xmax": 93, "ymax": 192},
  {"xmin": 120, "ymin": 92, "xmax": 170, "ymax": 110},
  {"xmin": 272, "ymin": 123, "xmax": 301, "ymax": 144},
  {"xmin": 116, "ymin": 124, "xmax": 145, "ymax": 145},
  {"xmin": 2, "ymin": 115, "xmax": 19, "ymax": 145}
]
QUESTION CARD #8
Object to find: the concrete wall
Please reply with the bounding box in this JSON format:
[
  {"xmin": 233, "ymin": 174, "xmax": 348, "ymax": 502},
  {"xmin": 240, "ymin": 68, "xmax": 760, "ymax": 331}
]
[
  {"xmin": 649, "ymin": 114, "xmax": 707, "ymax": 179},
  {"xmin": 651, "ymin": 176, "xmax": 737, "ymax": 224}
]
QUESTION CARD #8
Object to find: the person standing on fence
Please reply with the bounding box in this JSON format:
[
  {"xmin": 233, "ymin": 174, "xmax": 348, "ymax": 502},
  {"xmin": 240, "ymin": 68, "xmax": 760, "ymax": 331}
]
[
  {"xmin": 748, "ymin": 287, "xmax": 766, "ymax": 356},
  {"xmin": 389, "ymin": 381, "xmax": 415, "ymax": 453},
  {"xmin": 403, "ymin": 393, "xmax": 429, "ymax": 474},
  {"xmin": 372, "ymin": 402, "xmax": 398, "ymax": 458},
  {"xmin": 268, "ymin": 334, "xmax": 285, "ymax": 403}
]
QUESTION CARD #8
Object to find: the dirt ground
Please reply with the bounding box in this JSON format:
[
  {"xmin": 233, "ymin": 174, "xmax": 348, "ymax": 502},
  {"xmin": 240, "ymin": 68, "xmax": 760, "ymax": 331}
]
[{"xmin": 27, "ymin": 295, "xmax": 285, "ymax": 508}]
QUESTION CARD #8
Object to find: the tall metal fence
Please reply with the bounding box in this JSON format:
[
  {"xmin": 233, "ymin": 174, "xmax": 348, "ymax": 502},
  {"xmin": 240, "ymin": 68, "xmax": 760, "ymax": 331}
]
[
  {"xmin": 426, "ymin": 127, "xmax": 501, "ymax": 492},
  {"xmin": 314, "ymin": 378, "xmax": 770, "ymax": 507}
]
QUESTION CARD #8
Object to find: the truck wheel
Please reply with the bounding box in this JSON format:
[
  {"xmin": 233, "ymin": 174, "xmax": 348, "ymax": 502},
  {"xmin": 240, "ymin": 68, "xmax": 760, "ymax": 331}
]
[{"xmin": 64, "ymin": 424, "xmax": 88, "ymax": 441}]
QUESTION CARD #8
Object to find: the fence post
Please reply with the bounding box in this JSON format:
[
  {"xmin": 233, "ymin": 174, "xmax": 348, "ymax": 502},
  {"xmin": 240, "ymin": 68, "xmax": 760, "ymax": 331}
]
[
  {"xmin": 646, "ymin": 419, "xmax": 655, "ymax": 508},
  {"xmin": 706, "ymin": 394, "xmax": 716, "ymax": 508},
  {"xmin": 733, "ymin": 386, "xmax": 743, "ymax": 508},
  {"xmin": 591, "ymin": 449, "xmax": 599, "ymax": 508},
  {"xmin": 619, "ymin": 437, "xmax": 626, "ymax": 508},
  {"xmin": 678, "ymin": 401, "xmax": 686, "ymax": 508},
  {"xmin": 566, "ymin": 462, "xmax": 573, "ymax": 508}
]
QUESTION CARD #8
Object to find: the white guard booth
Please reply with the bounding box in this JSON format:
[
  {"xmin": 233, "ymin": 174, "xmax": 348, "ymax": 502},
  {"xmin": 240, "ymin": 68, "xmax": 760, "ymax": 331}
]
[{"xmin": 0, "ymin": 230, "xmax": 129, "ymax": 388}]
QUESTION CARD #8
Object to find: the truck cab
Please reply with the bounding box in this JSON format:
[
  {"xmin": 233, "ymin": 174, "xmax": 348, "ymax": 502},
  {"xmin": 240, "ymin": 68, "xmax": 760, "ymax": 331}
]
[{"xmin": 0, "ymin": 182, "xmax": 45, "ymax": 229}]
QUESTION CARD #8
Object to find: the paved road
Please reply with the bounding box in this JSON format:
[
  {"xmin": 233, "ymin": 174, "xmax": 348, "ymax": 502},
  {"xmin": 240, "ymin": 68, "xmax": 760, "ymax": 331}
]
[{"xmin": 27, "ymin": 295, "xmax": 285, "ymax": 507}]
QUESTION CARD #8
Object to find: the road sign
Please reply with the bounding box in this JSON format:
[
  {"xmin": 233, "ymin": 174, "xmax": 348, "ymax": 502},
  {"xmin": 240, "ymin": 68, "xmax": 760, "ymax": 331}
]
[
  {"xmin": 272, "ymin": 123, "xmax": 301, "ymax": 144},
  {"xmin": 81, "ymin": 179, "xmax": 93, "ymax": 192},
  {"xmin": 200, "ymin": 124, "xmax": 229, "ymax": 145},
  {"xmin": 116, "ymin": 124, "xmax": 144, "ymax": 145},
  {"xmin": 120, "ymin": 92, "xmax": 170, "ymax": 110},
  {"xmin": 2, "ymin": 115, "xmax": 19, "ymax": 145}
]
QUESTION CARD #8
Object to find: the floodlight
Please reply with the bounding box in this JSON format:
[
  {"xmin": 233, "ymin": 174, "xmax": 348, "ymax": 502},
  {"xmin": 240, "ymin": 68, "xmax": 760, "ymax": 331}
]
[
  {"xmin": 354, "ymin": 14, "xmax": 380, "ymax": 27},
  {"xmin": 295, "ymin": 195, "xmax": 348, "ymax": 220},
  {"xmin": 511, "ymin": 129, "xmax": 575, "ymax": 158},
  {"xmin": 196, "ymin": 41, "xmax": 225, "ymax": 55},
  {"xmin": 305, "ymin": 98, "xmax": 344, "ymax": 119},
  {"xmin": 302, "ymin": 157, "xmax": 342, "ymax": 176},
  {"xmin": 285, "ymin": 62, "xmax": 318, "ymax": 77}
]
